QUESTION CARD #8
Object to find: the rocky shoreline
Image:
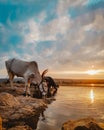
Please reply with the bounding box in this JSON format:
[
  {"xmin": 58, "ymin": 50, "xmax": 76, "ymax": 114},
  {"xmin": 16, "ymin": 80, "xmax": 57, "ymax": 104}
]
[
  {"xmin": 62, "ymin": 117, "xmax": 104, "ymax": 130},
  {"xmin": 0, "ymin": 82, "xmax": 48, "ymax": 130},
  {"xmin": 1, "ymin": 93, "xmax": 48, "ymax": 130},
  {"xmin": 0, "ymin": 81, "xmax": 104, "ymax": 130}
]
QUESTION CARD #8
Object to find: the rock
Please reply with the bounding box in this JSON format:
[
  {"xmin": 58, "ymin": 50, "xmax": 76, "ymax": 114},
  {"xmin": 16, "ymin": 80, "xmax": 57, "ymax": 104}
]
[
  {"xmin": 44, "ymin": 97, "xmax": 56, "ymax": 104},
  {"xmin": 0, "ymin": 92, "xmax": 47, "ymax": 130},
  {"xmin": 8, "ymin": 125, "xmax": 32, "ymax": 130},
  {"xmin": 62, "ymin": 117, "xmax": 104, "ymax": 130},
  {"xmin": 0, "ymin": 81, "xmax": 57, "ymax": 130},
  {"xmin": 0, "ymin": 84, "xmax": 25, "ymax": 97},
  {"xmin": 0, "ymin": 116, "xmax": 2, "ymax": 130},
  {"xmin": 0, "ymin": 93, "xmax": 20, "ymax": 107}
]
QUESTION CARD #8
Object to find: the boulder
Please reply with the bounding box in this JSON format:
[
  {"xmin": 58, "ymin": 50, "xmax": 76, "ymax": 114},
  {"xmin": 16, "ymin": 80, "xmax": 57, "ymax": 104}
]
[
  {"xmin": 8, "ymin": 125, "xmax": 32, "ymax": 130},
  {"xmin": 62, "ymin": 117, "xmax": 104, "ymax": 130},
  {"xmin": 0, "ymin": 81, "xmax": 57, "ymax": 130},
  {"xmin": 0, "ymin": 92, "xmax": 20, "ymax": 107},
  {"xmin": 0, "ymin": 92, "xmax": 47, "ymax": 130},
  {"xmin": 0, "ymin": 116, "xmax": 2, "ymax": 130}
]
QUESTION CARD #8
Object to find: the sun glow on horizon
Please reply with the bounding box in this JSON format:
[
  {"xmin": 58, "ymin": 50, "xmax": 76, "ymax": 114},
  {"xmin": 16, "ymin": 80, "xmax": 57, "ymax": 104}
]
[
  {"xmin": 86, "ymin": 70, "xmax": 100, "ymax": 75},
  {"xmin": 47, "ymin": 69, "xmax": 104, "ymax": 79}
]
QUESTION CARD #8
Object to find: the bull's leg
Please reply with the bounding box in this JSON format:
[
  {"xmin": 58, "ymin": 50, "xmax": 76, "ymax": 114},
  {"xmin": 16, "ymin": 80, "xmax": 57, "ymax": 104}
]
[
  {"xmin": 26, "ymin": 81, "xmax": 31, "ymax": 96},
  {"xmin": 41, "ymin": 111, "xmax": 45, "ymax": 120},
  {"xmin": 8, "ymin": 72, "xmax": 14, "ymax": 88},
  {"xmin": 47, "ymin": 87, "xmax": 51, "ymax": 97},
  {"xmin": 24, "ymin": 78, "xmax": 31, "ymax": 96},
  {"xmin": 52, "ymin": 86, "xmax": 57, "ymax": 96}
]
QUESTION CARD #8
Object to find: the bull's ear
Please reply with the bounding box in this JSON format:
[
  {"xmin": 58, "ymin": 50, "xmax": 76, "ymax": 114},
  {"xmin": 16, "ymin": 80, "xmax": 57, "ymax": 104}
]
[{"xmin": 41, "ymin": 69, "xmax": 48, "ymax": 78}]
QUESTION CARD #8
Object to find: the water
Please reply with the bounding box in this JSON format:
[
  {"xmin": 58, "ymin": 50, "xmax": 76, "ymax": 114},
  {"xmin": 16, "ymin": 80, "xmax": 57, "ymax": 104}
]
[{"xmin": 37, "ymin": 86, "xmax": 104, "ymax": 130}]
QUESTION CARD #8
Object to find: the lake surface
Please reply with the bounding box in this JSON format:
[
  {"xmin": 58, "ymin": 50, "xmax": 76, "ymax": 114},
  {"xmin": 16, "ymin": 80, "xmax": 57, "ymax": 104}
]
[{"xmin": 37, "ymin": 86, "xmax": 104, "ymax": 130}]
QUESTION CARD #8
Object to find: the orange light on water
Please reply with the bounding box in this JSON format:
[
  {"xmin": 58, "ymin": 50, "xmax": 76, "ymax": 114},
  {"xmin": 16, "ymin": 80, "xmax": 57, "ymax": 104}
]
[{"xmin": 90, "ymin": 89, "xmax": 94, "ymax": 103}]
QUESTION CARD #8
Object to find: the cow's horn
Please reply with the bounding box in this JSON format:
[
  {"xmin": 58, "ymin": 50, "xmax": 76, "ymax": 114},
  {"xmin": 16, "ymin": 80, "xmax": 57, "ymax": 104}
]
[{"xmin": 41, "ymin": 69, "xmax": 48, "ymax": 78}]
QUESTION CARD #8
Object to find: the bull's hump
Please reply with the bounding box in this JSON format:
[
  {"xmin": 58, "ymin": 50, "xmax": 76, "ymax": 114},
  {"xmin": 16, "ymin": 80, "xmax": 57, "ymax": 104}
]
[{"xmin": 30, "ymin": 61, "xmax": 38, "ymax": 67}]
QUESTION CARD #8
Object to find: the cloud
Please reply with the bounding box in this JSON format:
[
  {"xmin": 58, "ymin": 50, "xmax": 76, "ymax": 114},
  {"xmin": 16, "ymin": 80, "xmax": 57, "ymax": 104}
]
[
  {"xmin": 57, "ymin": 0, "xmax": 86, "ymax": 17},
  {"xmin": 23, "ymin": 19, "xmax": 40, "ymax": 43},
  {"xmin": 40, "ymin": 15, "xmax": 71, "ymax": 41},
  {"xmin": 0, "ymin": 0, "xmax": 104, "ymax": 78},
  {"xmin": 38, "ymin": 1, "xmax": 104, "ymax": 73}
]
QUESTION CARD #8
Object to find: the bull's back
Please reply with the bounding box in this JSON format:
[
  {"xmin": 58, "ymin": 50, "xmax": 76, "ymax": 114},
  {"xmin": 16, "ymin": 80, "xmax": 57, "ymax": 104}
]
[
  {"xmin": 5, "ymin": 59, "xmax": 28, "ymax": 77},
  {"xmin": 5, "ymin": 59, "xmax": 39, "ymax": 77},
  {"xmin": 5, "ymin": 59, "xmax": 14, "ymax": 73},
  {"xmin": 11, "ymin": 59, "xmax": 29, "ymax": 77}
]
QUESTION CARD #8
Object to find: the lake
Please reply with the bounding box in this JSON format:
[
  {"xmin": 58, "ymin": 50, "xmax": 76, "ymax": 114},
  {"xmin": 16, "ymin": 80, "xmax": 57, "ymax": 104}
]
[{"xmin": 37, "ymin": 86, "xmax": 104, "ymax": 130}]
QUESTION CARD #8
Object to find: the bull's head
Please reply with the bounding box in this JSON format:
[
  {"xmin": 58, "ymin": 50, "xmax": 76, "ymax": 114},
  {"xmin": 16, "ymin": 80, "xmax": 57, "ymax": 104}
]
[
  {"xmin": 29, "ymin": 69, "xmax": 48, "ymax": 85},
  {"xmin": 37, "ymin": 69, "xmax": 48, "ymax": 98},
  {"xmin": 29, "ymin": 69, "xmax": 48, "ymax": 96}
]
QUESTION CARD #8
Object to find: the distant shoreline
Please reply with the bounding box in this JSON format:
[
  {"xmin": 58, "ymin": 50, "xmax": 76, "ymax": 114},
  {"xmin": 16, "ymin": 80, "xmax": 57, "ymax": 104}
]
[
  {"xmin": 58, "ymin": 84, "xmax": 104, "ymax": 87},
  {"xmin": 54, "ymin": 79, "xmax": 104, "ymax": 86},
  {"xmin": 0, "ymin": 78, "xmax": 104, "ymax": 87}
]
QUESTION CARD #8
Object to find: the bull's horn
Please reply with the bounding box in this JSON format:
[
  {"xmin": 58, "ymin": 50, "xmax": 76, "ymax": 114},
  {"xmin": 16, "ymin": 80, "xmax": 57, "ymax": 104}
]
[{"xmin": 41, "ymin": 69, "xmax": 48, "ymax": 78}]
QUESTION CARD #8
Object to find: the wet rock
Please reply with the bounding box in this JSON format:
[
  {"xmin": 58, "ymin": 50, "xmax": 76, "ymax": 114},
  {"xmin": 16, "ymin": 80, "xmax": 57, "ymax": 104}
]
[
  {"xmin": 44, "ymin": 97, "xmax": 56, "ymax": 104},
  {"xmin": 0, "ymin": 92, "xmax": 47, "ymax": 130},
  {"xmin": 62, "ymin": 117, "xmax": 104, "ymax": 130}
]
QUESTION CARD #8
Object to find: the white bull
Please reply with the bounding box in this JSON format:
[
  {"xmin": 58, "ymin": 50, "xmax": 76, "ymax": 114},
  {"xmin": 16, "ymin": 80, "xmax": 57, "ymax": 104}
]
[{"xmin": 5, "ymin": 58, "xmax": 47, "ymax": 96}]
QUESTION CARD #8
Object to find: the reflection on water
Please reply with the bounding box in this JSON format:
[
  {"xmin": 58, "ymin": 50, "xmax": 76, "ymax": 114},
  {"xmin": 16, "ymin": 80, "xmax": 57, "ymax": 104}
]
[
  {"xmin": 37, "ymin": 86, "xmax": 104, "ymax": 130},
  {"xmin": 90, "ymin": 88, "xmax": 94, "ymax": 103}
]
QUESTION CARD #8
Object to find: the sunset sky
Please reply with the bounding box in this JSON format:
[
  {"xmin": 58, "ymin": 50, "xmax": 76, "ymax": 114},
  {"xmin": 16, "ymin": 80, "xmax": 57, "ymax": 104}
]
[{"xmin": 0, "ymin": 0, "xmax": 104, "ymax": 79}]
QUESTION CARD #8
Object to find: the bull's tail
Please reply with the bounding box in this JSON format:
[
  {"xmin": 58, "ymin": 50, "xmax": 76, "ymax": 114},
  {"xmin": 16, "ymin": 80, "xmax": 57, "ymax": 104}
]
[
  {"xmin": 5, "ymin": 61, "xmax": 10, "ymax": 74},
  {"xmin": 5, "ymin": 58, "xmax": 15, "ymax": 74}
]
